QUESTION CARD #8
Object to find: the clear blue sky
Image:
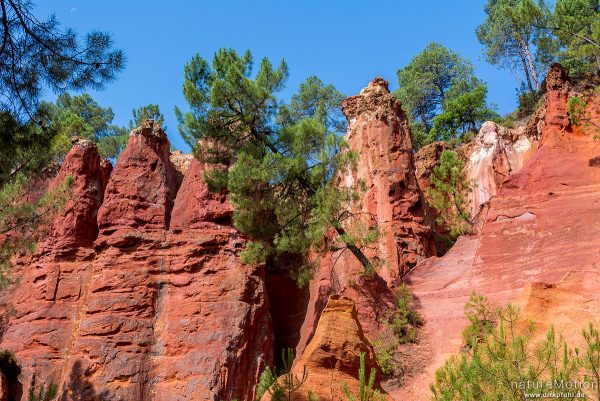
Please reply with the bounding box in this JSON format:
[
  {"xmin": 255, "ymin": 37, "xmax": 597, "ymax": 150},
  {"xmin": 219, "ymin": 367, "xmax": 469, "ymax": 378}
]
[{"xmin": 35, "ymin": 0, "xmax": 524, "ymax": 152}]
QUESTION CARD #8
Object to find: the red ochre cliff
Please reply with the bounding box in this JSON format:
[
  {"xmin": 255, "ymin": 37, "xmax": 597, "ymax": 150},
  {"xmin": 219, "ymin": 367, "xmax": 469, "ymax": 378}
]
[
  {"xmin": 0, "ymin": 121, "xmax": 272, "ymax": 401},
  {"xmin": 396, "ymin": 64, "xmax": 600, "ymax": 400},
  {"xmin": 0, "ymin": 64, "xmax": 598, "ymax": 401}
]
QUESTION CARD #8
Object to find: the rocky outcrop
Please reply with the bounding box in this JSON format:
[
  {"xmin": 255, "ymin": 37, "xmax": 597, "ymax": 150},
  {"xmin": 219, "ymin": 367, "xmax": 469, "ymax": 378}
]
[
  {"xmin": 340, "ymin": 77, "xmax": 435, "ymax": 279},
  {"xmin": 0, "ymin": 138, "xmax": 110, "ymax": 394},
  {"xmin": 154, "ymin": 156, "xmax": 272, "ymax": 401},
  {"xmin": 395, "ymin": 64, "xmax": 600, "ymax": 400},
  {"xmin": 59, "ymin": 120, "xmax": 181, "ymax": 401},
  {"xmin": 263, "ymin": 296, "xmax": 388, "ymax": 401},
  {"xmin": 464, "ymin": 119, "xmax": 540, "ymax": 219},
  {"xmin": 297, "ymin": 78, "xmax": 435, "ymax": 353},
  {"xmin": 415, "ymin": 117, "xmax": 542, "ymax": 232},
  {"xmin": 0, "ymin": 121, "xmax": 273, "ymax": 401}
]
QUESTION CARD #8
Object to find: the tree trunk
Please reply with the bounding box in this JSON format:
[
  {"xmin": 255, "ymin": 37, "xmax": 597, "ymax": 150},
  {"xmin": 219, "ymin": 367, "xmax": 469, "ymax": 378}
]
[
  {"xmin": 518, "ymin": 47, "xmax": 535, "ymax": 96},
  {"xmin": 334, "ymin": 226, "xmax": 373, "ymax": 271},
  {"xmin": 522, "ymin": 42, "xmax": 540, "ymax": 91}
]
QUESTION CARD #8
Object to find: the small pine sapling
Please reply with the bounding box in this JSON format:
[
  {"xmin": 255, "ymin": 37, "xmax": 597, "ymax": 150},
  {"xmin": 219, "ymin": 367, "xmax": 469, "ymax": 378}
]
[{"xmin": 341, "ymin": 352, "xmax": 385, "ymax": 401}]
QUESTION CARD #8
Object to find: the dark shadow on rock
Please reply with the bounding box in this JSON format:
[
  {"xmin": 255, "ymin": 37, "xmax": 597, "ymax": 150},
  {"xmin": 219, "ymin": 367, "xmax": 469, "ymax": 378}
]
[
  {"xmin": 60, "ymin": 360, "xmax": 111, "ymax": 401},
  {"xmin": 353, "ymin": 272, "xmax": 397, "ymax": 320},
  {"xmin": 0, "ymin": 350, "xmax": 22, "ymax": 401},
  {"xmin": 589, "ymin": 156, "xmax": 600, "ymax": 167},
  {"xmin": 266, "ymin": 268, "xmax": 310, "ymax": 367}
]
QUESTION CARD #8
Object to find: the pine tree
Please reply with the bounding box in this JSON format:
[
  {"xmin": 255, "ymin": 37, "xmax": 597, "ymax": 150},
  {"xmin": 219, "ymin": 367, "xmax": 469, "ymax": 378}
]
[
  {"xmin": 341, "ymin": 352, "xmax": 385, "ymax": 401},
  {"xmin": 551, "ymin": 0, "xmax": 600, "ymax": 75},
  {"xmin": 0, "ymin": 0, "xmax": 124, "ymax": 121},
  {"xmin": 396, "ymin": 43, "xmax": 496, "ymax": 148},
  {"xmin": 430, "ymin": 83, "xmax": 499, "ymax": 142},
  {"xmin": 176, "ymin": 49, "xmax": 378, "ymax": 285},
  {"xmin": 476, "ymin": 0, "xmax": 553, "ymax": 95},
  {"xmin": 0, "ymin": 0, "xmax": 123, "ymax": 287},
  {"xmin": 430, "ymin": 303, "xmax": 600, "ymax": 401},
  {"xmin": 129, "ymin": 104, "xmax": 165, "ymax": 131},
  {"xmin": 44, "ymin": 93, "xmax": 128, "ymax": 159}
]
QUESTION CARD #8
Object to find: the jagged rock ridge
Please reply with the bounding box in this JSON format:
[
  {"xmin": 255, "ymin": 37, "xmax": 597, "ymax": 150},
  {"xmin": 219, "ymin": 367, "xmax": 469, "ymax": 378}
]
[
  {"xmin": 0, "ymin": 121, "xmax": 272, "ymax": 401},
  {"xmin": 297, "ymin": 78, "xmax": 436, "ymax": 355}
]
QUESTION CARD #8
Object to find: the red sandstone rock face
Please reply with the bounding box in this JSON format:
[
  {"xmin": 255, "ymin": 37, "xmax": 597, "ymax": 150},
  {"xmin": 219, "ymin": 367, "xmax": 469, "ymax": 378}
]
[
  {"xmin": 415, "ymin": 118, "xmax": 542, "ymax": 232},
  {"xmin": 464, "ymin": 120, "xmax": 540, "ymax": 219},
  {"xmin": 394, "ymin": 64, "xmax": 600, "ymax": 400},
  {"xmin": 262, "ymin": 296, "xmax": 388, "ymax": 401},
  {"xmin": 0, "ymin": 121, "xmax": 273, "ymax": 401},
  {"xmin": 340, "ymin": 77, "xmax": 435, "ymax": 280},
  {"xmin": 0, "ymin": 139, "xmax": 110, "ymax": 396},
  {"xmin": 170, "ymin": 158, "xmax": 232, "ymax": 228},
  {"xmin": 297, "ymin": 78, "xmax": 435, "ymax": 354},
  {"xmin": 155, "ymin": 155, "xmax": 272, "ymax": 401}
]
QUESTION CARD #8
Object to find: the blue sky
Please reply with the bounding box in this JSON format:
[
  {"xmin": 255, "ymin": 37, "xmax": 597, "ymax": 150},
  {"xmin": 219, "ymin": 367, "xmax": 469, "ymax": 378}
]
[{"xmin": 35, "ymin": 0, "xmax": 525, "ymax": 152}]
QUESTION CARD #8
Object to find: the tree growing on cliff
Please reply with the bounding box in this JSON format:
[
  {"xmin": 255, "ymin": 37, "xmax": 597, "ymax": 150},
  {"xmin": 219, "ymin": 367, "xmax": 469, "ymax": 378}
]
[
  {"xmin": 0, "ymin": 0, "xmax": 123, "ymax": 287},
  {"xmin": 176, "ymin": 49, "xmax": 378, "ymax": 285},
  {"xmin": 430, "ymin": 82, "xmax": 499, "ymax": 142},
  {"xmin": 0, "ymin": 173, "xmax": 73, "ymax": 287},
  {"xmin": 93, "ymin": 104, "xmax": 168, "ymax": 159},
  {"xmin": 44, "ymin": 93, "xmax": 128, "ymax": 159},
  {"xmin": 551, "ymin": 0, "xmax": 600, "ymax": 75},
  {"xmin": 427, "ymin": 150, "xmax": 472, "ymax": 240},
  {"xmin": 396, "ymin": 43, "xmax": 496, "ymax": 147},
  {"xmin": 396, "ymin": 43, "xmax": 473, "ymax": 146},
  {"xmin": 129, "ymin": 104, "xmax": 165, "ymax": 131},
  {"xmin": 476, "ymin": 0, "xmax": 554, "ymax": 96}
]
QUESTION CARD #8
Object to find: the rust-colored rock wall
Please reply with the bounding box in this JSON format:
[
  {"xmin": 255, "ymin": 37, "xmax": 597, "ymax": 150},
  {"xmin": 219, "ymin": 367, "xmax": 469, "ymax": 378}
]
[
  {"xmin": 396, "ymin": 64, "xmax": 600, "ymax": 401},
  {"xmin": 0, "ymin": 122, "xmax": 273, "ymax": 401},
  {"xmin": 298, "ymin": 78, "xmax": 435, "ymax": 353},
  {"xmin": 340, "ymin": 77, "xmax": 435, "ymax": 280},
  {"xmin": 0, "ymin": 138, "xmax": 110, "ymax": 397}
]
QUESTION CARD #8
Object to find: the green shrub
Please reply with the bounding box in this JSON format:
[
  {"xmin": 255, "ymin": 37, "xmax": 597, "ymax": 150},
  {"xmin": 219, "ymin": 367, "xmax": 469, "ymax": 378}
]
[
  {"xmin": 28, "ymin": 376, "xmax": 57, "ymax": 401},
  {"xmin": 373, "ymin": 284, "xmax": 422, "ymax": 377},
  {"xmin": 462, "ymin": 292, "xmax": 495, "ymax": 348},
  {"xmin": 0, "ymin": 350, "xmax": 20, "ymax": 385},
  {"xmin": 262, "ymin": 348, "xmax": 309, "ymax": 401},
  {"xmin": 568, "ymin": 90, "xmax": 600, "ymax": 136},
  {"xmin": 427, "ymin": 150, "xmax": 473, "ymax": 241},
  {"xmin": 388, "ymin": 284, "xmax": 423, "ymax": 344},
  {"xmin": 569, "ymin": 95, "xmax": 588, "ymax": 126},
  {"xmin": 516, "ymin": 83, "xmax": 542, "ymax": 119},
  {"xmin": 431, "ymin": 302, "xmax": 600, "ymax": 401},
  {"xmin": 256, "ymin": 366, "xmax": 277, "ymax": 401},
  {"xmin": 371, "ymin": 338, "xmax": 396, "ymax": 376}
]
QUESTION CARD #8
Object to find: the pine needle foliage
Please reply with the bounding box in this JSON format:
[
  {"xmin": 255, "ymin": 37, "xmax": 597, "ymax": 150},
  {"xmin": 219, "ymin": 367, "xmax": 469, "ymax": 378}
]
[
  {"xmin": 0, "ymin": 0, "xmax": 124, "ymax": 121},
  {"xmin": 427, "ymin": 150, "xmax": 473, "ymax": 241},
  {"xmin": 341, "ymin": 352, "xmax": 385, "ymax": 401},
  {"xmin": 28, "ymin": 375, "xmax": 57, "ymax": 401},
  {"xmin": 176, "ymin": 49, "xmax": 379, "ymax": 285},
  {"xmin": 462, "ymin": 292, "xmax": 495, "ymax": 348},
  {"xmin": 431, "ymin": 302, "xmax": 600, "ymax": 401},
  {"xmin": 262, "ymin": 348, "xmax": 309, "ymax": 401},
  {"xmin": 0, "ymin": 173, "xmax": 73, "ymax": 288}
]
